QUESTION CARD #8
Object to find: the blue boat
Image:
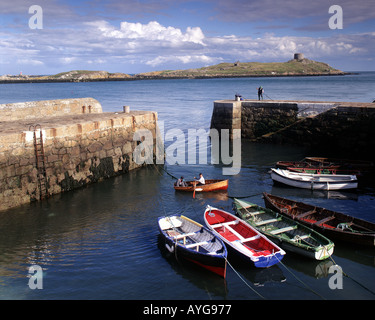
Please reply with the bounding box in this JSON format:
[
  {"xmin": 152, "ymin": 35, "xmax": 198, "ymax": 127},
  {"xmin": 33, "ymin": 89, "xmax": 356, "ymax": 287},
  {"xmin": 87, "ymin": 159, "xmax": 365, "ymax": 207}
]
[{"xmin": 158, "ymin": 214, "xmax": 228, "ymax": 278}]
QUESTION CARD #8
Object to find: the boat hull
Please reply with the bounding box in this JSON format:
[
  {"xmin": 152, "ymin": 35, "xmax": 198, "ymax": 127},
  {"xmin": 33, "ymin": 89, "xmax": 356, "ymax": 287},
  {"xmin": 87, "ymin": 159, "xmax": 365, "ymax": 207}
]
[
  {"xmin": 263, "ymin": 192, "xmax": 375, "ymax": 247},
  {"xmin": 271, "ymin": 168, "xmax": 358, "ymax": 190},
  {"xmin": 158, "ymin": 215, "xmax": 228, "ymax": 278},
  {"xmin": 174, "ymin": 179, "xmax": 228, "ymax": 192},
  {"xmin": 204, "ymin": 206, "xmax": 285, "ymax": 268},
  {"xmin": 233, "ymin": 198, "xmax": 334, "ymax": 260}
]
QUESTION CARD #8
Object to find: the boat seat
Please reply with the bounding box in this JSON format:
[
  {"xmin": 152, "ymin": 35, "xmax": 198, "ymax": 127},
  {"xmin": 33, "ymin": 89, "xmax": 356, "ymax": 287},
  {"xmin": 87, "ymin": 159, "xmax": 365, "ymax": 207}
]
[
  {"xmin": 296, "ymin": 210, "xmax": 316, "ymax": 219},
  {"xmin": 315, "ymin": 216, "xmax": 335, "ymax": 226},
  {"xmin": 185, "ymin": 241, "xmax": 209, "ymax": 249},
  {"xmin": 244, "ymin": 210, "xmax": 265, "ymax": 217},
  {"xmin": 241, "ymin": 235, "xmax": 261, "ymax": 242},
  {"xmin": 210, "ymin": 220, "xmax": 238, "ymax": 229},
  {"xmin": 255, "ymin": 218, "xmax": 280, "ymax": 226},
  {"xmin": 291, "ymin": 234, "xmax": 310, "ymax": 242},
  {"xmin": 171, "ymin": 232, "xmax": 196, "ymax": 240},
  {"xmin": 270, "ymin": 226, "xmax": 297, "ymax": 235}
]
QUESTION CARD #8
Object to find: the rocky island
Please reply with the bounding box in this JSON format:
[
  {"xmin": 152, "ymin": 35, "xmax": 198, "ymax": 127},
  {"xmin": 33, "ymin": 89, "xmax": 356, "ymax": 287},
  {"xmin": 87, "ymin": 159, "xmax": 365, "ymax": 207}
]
[{"xmin": 0, "ymin": 54, "xmax": 347, "ymax": 83}]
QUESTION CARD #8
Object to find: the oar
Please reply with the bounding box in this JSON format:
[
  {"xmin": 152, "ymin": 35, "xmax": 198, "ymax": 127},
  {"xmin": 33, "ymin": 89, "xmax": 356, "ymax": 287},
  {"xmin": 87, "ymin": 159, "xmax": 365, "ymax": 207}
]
[{"xmin": 193, "ymin": 181, "xmax": 196, "ymax": 198}]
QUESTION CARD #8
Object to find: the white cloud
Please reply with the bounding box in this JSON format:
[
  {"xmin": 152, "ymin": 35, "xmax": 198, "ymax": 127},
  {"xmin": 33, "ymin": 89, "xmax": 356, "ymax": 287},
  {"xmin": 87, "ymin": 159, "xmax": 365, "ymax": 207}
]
[
  {"xmin": 2, "ymin": 17, "xmax": 374, "ymax": 73},
  {"xmin": 146, "ymin": 55, "xmax": 218, "ymax": 66},
  {"xmin": 59, "ymin": 57, "xmax": 76, "ymax": 64},
  {"xmin": 16, "ymin": 58, "xmax": 44, "ymax": 66},
  {"xmin": 87, "ymin": 58, "xmax": 107, "ymax": 64},
  {"xmin": 88, "ymin": 20, "xmax": 205, "ymax": 45}
]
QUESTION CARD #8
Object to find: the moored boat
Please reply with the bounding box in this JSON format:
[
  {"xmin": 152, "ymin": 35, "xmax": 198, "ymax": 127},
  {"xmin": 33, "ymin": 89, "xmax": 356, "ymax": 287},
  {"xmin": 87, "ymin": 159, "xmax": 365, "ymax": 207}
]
[
  {"xmin": 204, "ymin": 205, "xmax": 285, "ymax": 268},
  {"xmin": 263, "ymin": 192, "xmax": 375, "ymax": 247},
  {"xmin": 277, "ymin": 157, "xmax": 373, "ymax": 176},
  {"xmin": 276, "ymin": 159, "xmax": 339, "ymax": 171},
  {"xmin": 174, "ymin": 179, "xmax": 228, "ymax": 192},
  {"xmin": 270, "ymin": 168, "xmax": 358, "ymax": 190},
  {"xmin": 158, "ymin": 214, "xmax": 228, "ymax": 278},
  {"xmin": 233, "ymin": 198, "xmax": 334, "ymax": 260},
  {"xmin": 305, "ymin": 157, "xmax": 374, "ymax": 171}
]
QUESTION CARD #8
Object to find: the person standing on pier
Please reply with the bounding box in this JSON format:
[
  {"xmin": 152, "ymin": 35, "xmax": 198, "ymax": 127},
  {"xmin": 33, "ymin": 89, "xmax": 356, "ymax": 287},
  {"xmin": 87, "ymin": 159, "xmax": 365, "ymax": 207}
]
[{"xmin": 257, "ymin": 86, "xmax": 264, "ymax": 100}]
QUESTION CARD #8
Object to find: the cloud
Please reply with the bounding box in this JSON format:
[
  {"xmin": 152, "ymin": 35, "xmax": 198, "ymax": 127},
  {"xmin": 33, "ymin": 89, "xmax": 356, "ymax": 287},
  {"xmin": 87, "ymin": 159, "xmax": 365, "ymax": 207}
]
[
  {"xmin": 211, "ymin": 0, "xmax": 375, "ymax": 30},
  {"xmin": 59, "ymin": 57, "xmax": 76, "ymax": 64},
  {"xmin": 89, "ymin": 20, "xmax": 205, "ymax": 45},
  {"xmin": 146, "ymin": 54, "xmax": 218, "ymax": 67},
  {"xmin": 16, "ymin": 58, "xmax": 44, "ymax": 66},
  {"xmin": 1, "ymin": 16, "xmax": 374, "ymax": 73}
]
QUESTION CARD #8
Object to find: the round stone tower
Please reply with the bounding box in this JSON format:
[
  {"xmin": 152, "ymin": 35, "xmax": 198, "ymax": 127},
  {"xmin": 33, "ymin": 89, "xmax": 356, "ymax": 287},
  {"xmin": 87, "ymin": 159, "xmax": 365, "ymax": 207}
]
[{"xmin": 294, "ymin": 53, "xmax": 304, "ymax": 61}]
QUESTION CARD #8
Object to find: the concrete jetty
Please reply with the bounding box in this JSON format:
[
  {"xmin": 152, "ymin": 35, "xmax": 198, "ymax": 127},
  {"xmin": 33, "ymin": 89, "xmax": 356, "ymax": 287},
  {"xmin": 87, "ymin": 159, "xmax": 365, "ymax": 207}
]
[
  {"xmin": 0, "ymin": 98, "xmax": 158, "ymax": 211},
  {"xmin": 211, "ymin": 99, "xmax": 375, "ymax": 160}
]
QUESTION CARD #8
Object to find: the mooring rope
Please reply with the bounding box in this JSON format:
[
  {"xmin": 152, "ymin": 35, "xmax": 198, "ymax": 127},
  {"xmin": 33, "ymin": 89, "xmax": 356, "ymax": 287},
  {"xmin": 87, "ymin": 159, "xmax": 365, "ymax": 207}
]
[
  {"xmin": 274, "ymin": 255, "xmax": 327, "ymax": 300},
  {"xmin": 225, "ymin": 257, "xmax": 267, "ymax": 300},
  {"xmin": 329, "ymin": 255, "xmax": 375, "ymax": 296}
]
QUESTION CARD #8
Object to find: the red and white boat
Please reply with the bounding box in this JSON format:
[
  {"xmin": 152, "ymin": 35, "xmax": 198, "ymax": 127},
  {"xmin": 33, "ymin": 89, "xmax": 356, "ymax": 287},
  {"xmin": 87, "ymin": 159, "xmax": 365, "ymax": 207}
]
[{"xmin": 204, "ymin": 205, "xmax": 285, "ymax": 268}]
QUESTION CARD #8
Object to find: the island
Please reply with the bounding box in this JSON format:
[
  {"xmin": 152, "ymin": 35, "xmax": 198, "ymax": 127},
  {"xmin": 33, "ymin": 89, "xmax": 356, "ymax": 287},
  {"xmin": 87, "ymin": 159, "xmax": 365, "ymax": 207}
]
[{"xmin": 0, "ymin": 53, "xmax": 348, "ymax": 83}]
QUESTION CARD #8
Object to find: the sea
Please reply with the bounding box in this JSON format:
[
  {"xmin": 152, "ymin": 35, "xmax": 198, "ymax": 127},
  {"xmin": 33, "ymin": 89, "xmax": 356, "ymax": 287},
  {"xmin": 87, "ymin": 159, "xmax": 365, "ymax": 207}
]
[{"xmin": 0, "ymin": 72, "xmax": 374, "ymax": 302}]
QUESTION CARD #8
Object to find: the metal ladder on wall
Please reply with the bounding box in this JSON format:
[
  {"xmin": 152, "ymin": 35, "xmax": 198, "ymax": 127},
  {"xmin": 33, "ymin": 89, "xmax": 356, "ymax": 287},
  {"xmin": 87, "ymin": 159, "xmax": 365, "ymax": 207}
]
[{"xmin": 29, "ymin": 124, "xmax": 49, "ymax": 200}]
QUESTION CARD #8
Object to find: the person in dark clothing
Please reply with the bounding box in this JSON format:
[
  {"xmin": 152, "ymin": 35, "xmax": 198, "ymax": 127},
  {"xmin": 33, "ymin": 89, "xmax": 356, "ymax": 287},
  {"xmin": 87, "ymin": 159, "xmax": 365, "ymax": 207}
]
[
  {"xmin": 257, "ymin": 86, "xmax": 264, "ymax": 100},
  {"xmin": 176, "ymin": 176, "xmax": 187, "ymax": 187}
]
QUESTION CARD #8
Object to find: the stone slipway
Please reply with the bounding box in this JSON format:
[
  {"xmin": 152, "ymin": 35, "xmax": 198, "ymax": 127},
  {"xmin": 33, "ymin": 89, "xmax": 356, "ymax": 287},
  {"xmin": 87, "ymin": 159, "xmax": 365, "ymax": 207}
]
[{"xmin": 0, "ymin": 98, "xmax": 159, "ymax": 212}]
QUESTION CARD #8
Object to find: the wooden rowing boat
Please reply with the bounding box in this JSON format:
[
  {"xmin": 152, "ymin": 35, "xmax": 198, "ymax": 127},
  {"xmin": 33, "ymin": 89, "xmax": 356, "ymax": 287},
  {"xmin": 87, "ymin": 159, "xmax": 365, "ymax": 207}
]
[
  {"xmin": 270, "ymin": 168, "xmax": 358, "ymax": 190},
  {"xmin": 174, "ymin": 179, "xmax": 228, "ymax": 192},
  {"xmin": 263, "ymin": 192, "xmax": 375, "ymax": 247},
  {"xmin": 158, "ymin": 214, "xmax": 228, "ymax": 278},
  {"xmin": 276, "ymin": 159, "xmax": 339, "ymax": 171},
  {"xmin": 204, "ymin": 205, "xmax": 285, "ymax": 268},
  {"xmin": 277, "ymin": 157, "xmax": 373, "ymax": 176},
  {"xmin": 305, "ymin": 157, "xmax": 373, "ymax": 170},
  {"xmin": 233, "ymin": 198, "xmax": 334, "ymax": 260}
]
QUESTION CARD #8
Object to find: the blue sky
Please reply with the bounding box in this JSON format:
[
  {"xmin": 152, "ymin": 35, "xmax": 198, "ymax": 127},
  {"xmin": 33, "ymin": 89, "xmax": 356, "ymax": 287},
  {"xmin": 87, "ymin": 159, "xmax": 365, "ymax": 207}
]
[{"xmin": 1, "ymin": 0, "xmax": 374, "ymax": 75}]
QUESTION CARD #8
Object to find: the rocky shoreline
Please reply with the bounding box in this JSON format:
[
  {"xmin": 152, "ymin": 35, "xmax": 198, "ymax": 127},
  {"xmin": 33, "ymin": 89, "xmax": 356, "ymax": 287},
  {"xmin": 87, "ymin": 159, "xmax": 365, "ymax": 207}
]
[
  {"xmin": 0, "ymin": 57, "xmax": 350, "ymax": 84},
  {"xmin": 0, "ymin": 72, "xmax": 351, "ymax": 84}
]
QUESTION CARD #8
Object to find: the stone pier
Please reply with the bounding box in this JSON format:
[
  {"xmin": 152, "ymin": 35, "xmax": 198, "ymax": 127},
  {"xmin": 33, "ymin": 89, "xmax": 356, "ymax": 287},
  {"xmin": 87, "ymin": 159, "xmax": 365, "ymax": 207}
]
[
  {"xmin": 0, "ymin": 98, "xmax": 158, "ymax": 212},
  {"xmin": 211, "ymin": 99, "xmax": 375, "ymax": 160}
]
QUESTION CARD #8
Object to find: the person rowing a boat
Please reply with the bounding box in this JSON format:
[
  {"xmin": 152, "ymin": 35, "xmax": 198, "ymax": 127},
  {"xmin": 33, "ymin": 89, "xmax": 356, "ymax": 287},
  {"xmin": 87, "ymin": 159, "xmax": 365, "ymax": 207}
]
[
  {"xmin": 194, "ymin": 173, "xmax": 205, "ymax": 185},
  {"xmin": 176, "ymin": 176, "xmax": 187, "ymax": 187}
]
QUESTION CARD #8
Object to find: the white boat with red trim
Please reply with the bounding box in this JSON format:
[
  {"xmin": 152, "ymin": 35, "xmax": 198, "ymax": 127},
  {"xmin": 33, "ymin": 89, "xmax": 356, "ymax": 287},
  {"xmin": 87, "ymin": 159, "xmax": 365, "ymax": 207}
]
[{"xmin": 204, "ymin": 205, "xmax": 285, "ymax": 268}]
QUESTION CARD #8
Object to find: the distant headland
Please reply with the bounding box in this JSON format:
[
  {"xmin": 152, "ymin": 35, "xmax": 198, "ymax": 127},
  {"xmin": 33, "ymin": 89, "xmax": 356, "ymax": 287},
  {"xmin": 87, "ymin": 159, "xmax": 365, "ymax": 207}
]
[{"xmin": 0, "ymin": 53, "xmax": 349, "ymax": 83}]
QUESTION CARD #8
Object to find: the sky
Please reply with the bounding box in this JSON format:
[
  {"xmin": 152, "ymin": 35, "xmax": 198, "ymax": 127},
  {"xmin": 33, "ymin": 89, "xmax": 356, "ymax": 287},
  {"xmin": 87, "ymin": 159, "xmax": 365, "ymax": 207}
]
[{"xmin": 0, "ymin": 0, "xmax": 374, "ymax": 75}]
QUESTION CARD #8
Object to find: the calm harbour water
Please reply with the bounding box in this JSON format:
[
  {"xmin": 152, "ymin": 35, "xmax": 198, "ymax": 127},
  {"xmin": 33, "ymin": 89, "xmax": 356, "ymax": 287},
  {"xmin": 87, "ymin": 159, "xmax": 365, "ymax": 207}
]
[{"xmin": 0, "ymin": 73, "xmax": 374, "ymax": 300}]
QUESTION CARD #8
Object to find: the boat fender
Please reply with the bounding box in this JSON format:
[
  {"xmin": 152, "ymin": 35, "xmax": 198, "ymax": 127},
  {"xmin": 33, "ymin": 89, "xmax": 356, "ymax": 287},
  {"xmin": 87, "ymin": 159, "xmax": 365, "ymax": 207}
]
[{"xmin": 165, "ymin": 243, "xmax": 174, "ymax": 253}]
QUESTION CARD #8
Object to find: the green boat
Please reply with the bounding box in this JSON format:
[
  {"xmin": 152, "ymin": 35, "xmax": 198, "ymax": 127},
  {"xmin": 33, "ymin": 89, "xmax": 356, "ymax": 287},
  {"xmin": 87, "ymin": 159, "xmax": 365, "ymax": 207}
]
[{"xmin": 233, "ymin": 198, "xmax": 334, "ymax": 260}]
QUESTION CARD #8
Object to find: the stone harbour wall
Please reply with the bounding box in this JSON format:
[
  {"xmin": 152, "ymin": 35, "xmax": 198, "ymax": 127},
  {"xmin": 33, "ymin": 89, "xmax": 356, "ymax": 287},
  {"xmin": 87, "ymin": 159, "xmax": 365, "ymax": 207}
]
[
  {"xmin": 0, "ymin": 97, "xmax": 102, "ymax": 122},
  {"xmin": 260, "ymin": 104, "xmax": 375, "ymax": 159},
  {"xmin": 211, "ymin": 99, "xmax": 375, "ymax": 161},
  {"xmin": 210, "ymin": 100, "xmax": 241, "ymax": 139},
  {"xmin": 241, "ymin": 101, "xmax": 298, "ymax": 139},
  {"xmin": 0, "ymin": 98, "xmax": 158, "ymax": 212}
]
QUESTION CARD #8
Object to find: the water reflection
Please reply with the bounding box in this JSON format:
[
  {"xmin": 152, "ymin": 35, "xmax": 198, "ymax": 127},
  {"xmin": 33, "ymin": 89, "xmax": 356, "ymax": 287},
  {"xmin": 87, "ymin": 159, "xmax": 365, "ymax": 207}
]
[{"xmin": 157, "ymin": 234, "xmax": 228, "ymax": 299}]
